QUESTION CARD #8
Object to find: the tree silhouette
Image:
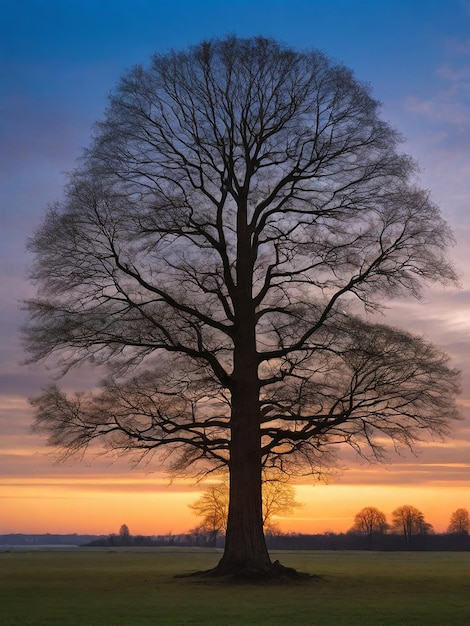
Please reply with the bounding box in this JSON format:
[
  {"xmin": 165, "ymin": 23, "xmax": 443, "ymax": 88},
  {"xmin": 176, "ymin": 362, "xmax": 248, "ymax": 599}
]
[
  {"xmin": 24, "ymin": 36, "xmax": 460, "ymax": 577},
  {"xmin": 261, "ymin": 477, "xmax": 300, "ymax": 533},
  {"xmin": 119, "ymin": 523, "xmax": 131, "ymax": 545},
  {"xmin": 349, "ymin": 506, "xmax": 388, "ymax": 547},
  {"xmin": 391, "ymin": 505, "xmax": 433, "ymax": 544},
  {"xmin": 189, "ymin": 481, "xmax": 228, "ymax": 546},
  {"xmin": 447, "ymin": 508, "xmax": 470, "ymax": 535}
]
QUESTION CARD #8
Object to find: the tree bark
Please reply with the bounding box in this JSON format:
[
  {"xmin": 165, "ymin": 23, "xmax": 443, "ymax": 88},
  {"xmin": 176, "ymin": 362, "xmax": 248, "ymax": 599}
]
[
  {"xmin": 215, "ymin": 376, "xmax": 271, "ymax": 575},
  {"xmin": 214, "ymin": 197, "xmax": 272, "ymax": 576}
]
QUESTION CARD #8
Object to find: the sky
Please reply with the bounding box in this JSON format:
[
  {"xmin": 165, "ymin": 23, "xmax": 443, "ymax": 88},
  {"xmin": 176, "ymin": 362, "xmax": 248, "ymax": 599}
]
[{"xmin": 1, "ymin": 0, "xmax": 470, "ymax": 537}]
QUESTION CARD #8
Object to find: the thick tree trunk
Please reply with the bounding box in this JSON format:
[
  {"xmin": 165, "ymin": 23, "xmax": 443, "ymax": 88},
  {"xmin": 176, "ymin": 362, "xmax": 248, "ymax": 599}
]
[
  {"xmin": 214, "ymin": 199, "xmax": 272, "ymax": 576},
  {"xmin": 215, "ymin": 379, "xmax": 272, "ymax": 575}
]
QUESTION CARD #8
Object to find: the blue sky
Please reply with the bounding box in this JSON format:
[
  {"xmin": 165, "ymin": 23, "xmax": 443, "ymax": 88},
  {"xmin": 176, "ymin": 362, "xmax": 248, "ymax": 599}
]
[{"xmin": 1, "ymin": 0, "xmax": 470, "ymax": 534}]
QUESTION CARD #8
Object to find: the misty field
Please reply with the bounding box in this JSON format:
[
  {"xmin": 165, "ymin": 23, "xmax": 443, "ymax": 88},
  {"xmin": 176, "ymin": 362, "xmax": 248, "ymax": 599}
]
[{"xmin": 1, "ymin": 548, "xmax": 470, "ymax": 625}]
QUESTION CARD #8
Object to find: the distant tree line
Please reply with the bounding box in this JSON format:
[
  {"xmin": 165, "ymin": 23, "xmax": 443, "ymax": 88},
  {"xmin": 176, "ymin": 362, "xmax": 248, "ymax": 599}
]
[
  {"xmin": 267, "ymin": 506, "xmax": 470, "ymax": 551},
  {"xmin": 186, "ymin": 503, "xmax": 470, "ymax": 551},
  {"xmin": 346, "ymin": 505, "xmax": 469, "ymax": 547},
  {"xmin": 187, "ymin": 486, "xmax": 470, "ymax": 550},
  {"xmin": 83, "ymin": 524, "xmax": 178, "ymax": 548},
  {"xmin": 80, "ymin": 506, "xmax": 470, "ymax": 551},
  {"xmin": 82, "ymin": 528, "xmax": 470, "ymax": 552},
  {"xmin": 190, "ymin": 502, "xmax": 470, "ymax": 550},
  {"xmin": 266, "ymin": 530, "xmax": 470, "ymax": 551}
]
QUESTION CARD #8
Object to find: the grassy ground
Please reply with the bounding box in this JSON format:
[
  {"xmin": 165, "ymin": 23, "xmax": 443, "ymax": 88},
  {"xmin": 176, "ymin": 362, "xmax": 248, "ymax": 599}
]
[{"xmin": 1, "ymin": 548, "xmax": 470, "ymax": 625}]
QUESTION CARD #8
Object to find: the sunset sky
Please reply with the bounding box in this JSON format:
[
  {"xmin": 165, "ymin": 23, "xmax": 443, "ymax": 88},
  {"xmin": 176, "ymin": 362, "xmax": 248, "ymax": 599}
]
[{"xmin": 1, "ymin": 0, "xmax": 470, "ymax": 537}]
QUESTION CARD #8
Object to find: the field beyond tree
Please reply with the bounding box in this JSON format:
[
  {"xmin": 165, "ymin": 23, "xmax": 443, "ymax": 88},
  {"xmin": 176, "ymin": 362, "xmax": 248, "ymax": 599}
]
[{"xmin": 1, "ymin": 549, "xmax": 470, "ymax": 625}]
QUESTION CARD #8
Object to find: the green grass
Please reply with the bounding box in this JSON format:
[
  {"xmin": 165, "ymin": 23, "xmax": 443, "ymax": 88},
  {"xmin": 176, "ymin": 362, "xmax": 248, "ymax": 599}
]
[{"xmin": 1, "ymin": 548, "xmax": 470, "ymax": 625}]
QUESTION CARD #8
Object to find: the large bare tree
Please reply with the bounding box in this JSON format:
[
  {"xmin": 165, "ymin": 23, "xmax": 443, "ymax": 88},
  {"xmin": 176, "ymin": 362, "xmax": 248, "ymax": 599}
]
[{"xmin": 24, "ymin": 36, "xmax": 460, "ymax": 577}]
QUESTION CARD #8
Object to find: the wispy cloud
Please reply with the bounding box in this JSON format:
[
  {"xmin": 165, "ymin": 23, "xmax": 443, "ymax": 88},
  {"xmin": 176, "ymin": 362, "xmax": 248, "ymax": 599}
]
[
  {"xmin": 0, "ymin": 476, "xmax": 198, "ymax": 494},
  {"xmin": 405, "ymin": 95, "xmax": 469, "ymax": 129}
]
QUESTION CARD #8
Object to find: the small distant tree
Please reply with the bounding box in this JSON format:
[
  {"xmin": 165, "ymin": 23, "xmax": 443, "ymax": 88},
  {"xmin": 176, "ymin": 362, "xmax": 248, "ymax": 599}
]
[
  {"xmin": 119, "ymin": 523, "xmax": 131, "ymax": 545},
  {"xmin": 261, "ymin": 477, "xmax": 301, "ymax": 534},
  {"xmin": 447, "ymin": 508, "xmax": 470, "ymax": 535},
  {"xmin": 349, "ymin": 506, "xmax": 388, "ymax": 546},
  {"xmin": 391, "ymin": 505, "xmax": 432, "ymax": 544},
  {"xmin": 189, "ymin": 481, "xmax": 228, "ymax": 546}
]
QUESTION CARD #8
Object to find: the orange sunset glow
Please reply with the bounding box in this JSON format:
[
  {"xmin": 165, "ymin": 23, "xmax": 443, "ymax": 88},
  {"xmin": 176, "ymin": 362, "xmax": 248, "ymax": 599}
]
[
  {"xmin": 2, "ymin": 473, "xmax": 470, "ymax": 536},
  {"xmin": 2, "ymin": 391, "xmax": 469, "ymax": 536}
]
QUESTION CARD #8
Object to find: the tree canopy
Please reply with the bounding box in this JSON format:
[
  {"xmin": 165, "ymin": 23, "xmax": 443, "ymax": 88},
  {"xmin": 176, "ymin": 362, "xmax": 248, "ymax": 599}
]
[
  {"xmin": 349, "ymin": 506, "xmax": 388, "ymax": 537},
  {"xmin": 24, "ymin": 36, "xmax": 460, "ymax": 577},
  {"xmin": 391, "ymin": 505, "xmax": 433, "ymax": 542},
  {"xmin": 447, "ymin": 508, "xmax": 470, "ymax": 535}
]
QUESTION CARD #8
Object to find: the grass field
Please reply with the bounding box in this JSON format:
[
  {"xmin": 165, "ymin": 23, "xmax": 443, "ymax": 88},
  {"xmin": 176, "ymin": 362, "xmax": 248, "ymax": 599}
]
[{"xmin": 1, "ymin": 548, "xmax": 470, "ymax": 625}]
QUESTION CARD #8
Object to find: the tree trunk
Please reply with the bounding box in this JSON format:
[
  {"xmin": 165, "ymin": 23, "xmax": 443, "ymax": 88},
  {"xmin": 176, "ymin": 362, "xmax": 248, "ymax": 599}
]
[
  {"xmin": 215, "ymin": 378, "xmax": 272, "ymax": 575},
  {"xmin": 214, "ymin": 198, "xmax": 272, "ymax": 576}
]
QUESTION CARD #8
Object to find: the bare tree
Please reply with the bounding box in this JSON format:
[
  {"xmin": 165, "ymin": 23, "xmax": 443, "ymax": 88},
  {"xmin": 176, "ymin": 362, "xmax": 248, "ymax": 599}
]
[
  {"xmin": 190, "ymin": 475, "xmax": 300, "ymax": 540},
  {"xmin": 261, "ymin": 477, "xmax": 301, "ymax": 533},
  {"xmin": 189, "ymin": 481, "xmax": 228, "ymax": 546},
  {"xmin": 447, "ymin": 508, "xmax": 470, "ymax": 535},
  {"xmin": 349, "ymin": 506, "xmax": 388, "ymax": 546},
  {"xmin": 391, "ymin": 505, "xmax": 433, "ymax": 543},
  {"xmin": 24, "ymin": 36, "xmax": 460, "ymax": 577}
]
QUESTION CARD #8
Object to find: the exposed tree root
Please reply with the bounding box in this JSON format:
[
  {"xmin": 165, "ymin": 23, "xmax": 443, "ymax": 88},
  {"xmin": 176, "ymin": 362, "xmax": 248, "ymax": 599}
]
[{"xmin": 178, "ymin": 560, "xmax": 319, "ymax": 584}]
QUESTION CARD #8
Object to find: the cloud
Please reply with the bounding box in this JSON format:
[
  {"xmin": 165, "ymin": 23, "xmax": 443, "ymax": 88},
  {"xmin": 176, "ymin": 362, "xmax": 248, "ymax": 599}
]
[
  {"xmin": 405, "ymin": 94, "xmax": 469, "ymax": 128},
  {"xmin": 398, "ymin": 39, "xmax": 470, "ymax": 235},
  {"xmin": 336, "ymin": 465, "xmax": 470, "ymax": 487},
  {"xmin": 327, "ymin": 435, "xmax": 470, "ymax": 486},
  {"xmin": 0, "ymin": 476, "xmax": 199, "ymax": 494},
  {"xmin": 437, "ymin": 62, "xmax": 470, "ymax": 84}
]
